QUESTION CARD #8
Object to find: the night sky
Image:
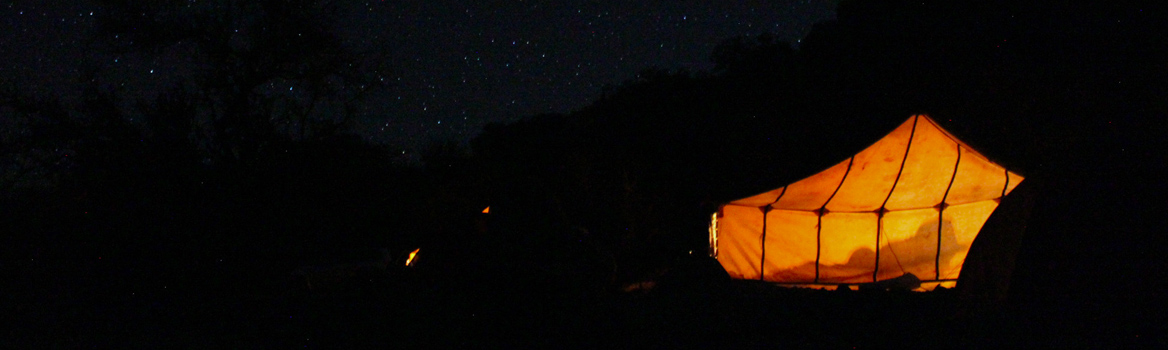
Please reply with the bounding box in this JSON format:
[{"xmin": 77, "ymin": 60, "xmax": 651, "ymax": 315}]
[{"xmin": 2, "ymin": 1, "xmax": 836, "ymax": 152}]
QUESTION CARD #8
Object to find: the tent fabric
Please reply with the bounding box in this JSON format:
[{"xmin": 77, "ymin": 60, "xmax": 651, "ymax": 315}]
[{"xmin": 710, "ymin": 115, "xmax": 1023, "ymax": 291}]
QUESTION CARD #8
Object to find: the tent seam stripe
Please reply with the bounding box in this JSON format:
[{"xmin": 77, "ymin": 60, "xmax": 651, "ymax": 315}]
[
  {"xmin": 723, "ymin": 201, "xmax": 992, "ymax": 211},
  {"xmin": 769, "ymin": 278, "xmax": 959, "ymax": 286},
  {"xmin": 1002, "ymin": 169, "xmax": 1010, "ymax": 198},
  {"xmin": 876, "ymin": 114, "xmax": 919, "ymax": 283},
  {"xmin": 758, "ymin": 187, "xmax": 788, "ymax": 281},
  {"xmin": 759, "ymin": 208, "xmax": 767, "ymax": 280},
  {"xmin": 921, "ymin": 115, "xmax": 1016, "ymax": 173},
  {"xmin": 938, "ymin": 144, "xmax": 962, "ymax": 281},
  {"xmin": 815, "ymin": 156, "xmax": 854, "ymax": 283},
  {"xmin": 921, "ymin": 115, "xmax": 964, "ymax": 147}
]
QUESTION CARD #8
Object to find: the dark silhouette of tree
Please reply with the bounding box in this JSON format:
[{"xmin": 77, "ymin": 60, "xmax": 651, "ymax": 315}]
[
  {"xmin": 1, "ymin": 2, "xmax": 433, "ymax": 308},
  {"xmin": 0, "ymin": 93, "xmax": 76, "ymax": 196},
  {"xmin": 95, "ymin": 0, "xmax": 391, "ymax": 167},
  {"xmin": 710, "ymin": 33, "xmax": 796, "ymax": 79}
]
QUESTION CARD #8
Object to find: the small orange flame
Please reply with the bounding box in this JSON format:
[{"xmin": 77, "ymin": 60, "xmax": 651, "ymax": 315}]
[
  {"xmin": 481, "ymin": 206, "xmax": 490, "ymax": 214},
  {"xmin": 405, "ymin": 248, "xmax": 420, "ymax": 267}
]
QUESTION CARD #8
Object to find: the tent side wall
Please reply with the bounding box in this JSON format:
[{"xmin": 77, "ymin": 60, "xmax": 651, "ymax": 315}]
[{"xmin": 713, "ymin": 199, "xmax": 1005, "ymax": 287}]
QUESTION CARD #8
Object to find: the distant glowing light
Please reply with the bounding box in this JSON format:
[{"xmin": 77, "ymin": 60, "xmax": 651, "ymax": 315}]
[
  {"xmin": 481, "ymin": 206, "xmax": 490, "ymax": 214},
  {"xmin": 405, "ymin": 248, "xmax": 420, "ymax": 266}
]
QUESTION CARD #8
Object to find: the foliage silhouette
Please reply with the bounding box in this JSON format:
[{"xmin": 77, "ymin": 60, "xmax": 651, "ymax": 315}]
[{"xmin": 95, "ymin": 0, "xmax": 392, "ymax": 167}]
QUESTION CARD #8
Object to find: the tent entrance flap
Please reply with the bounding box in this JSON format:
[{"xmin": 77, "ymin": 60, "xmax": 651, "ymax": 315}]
[{"xmin": 712, "ymin": 115, "xmax": 1023, "ymax": 291}]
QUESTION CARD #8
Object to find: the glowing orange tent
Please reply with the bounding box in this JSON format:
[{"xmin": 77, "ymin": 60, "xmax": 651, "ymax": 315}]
[{"xmin": 709, "ymin": 115, "xmax": 1023, "ymax": 290}]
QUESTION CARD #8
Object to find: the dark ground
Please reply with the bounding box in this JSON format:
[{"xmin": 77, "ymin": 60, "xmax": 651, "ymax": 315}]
[{"xmin": 8, "ymin": 252, "xmax": 1164, "ymax": 349}]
